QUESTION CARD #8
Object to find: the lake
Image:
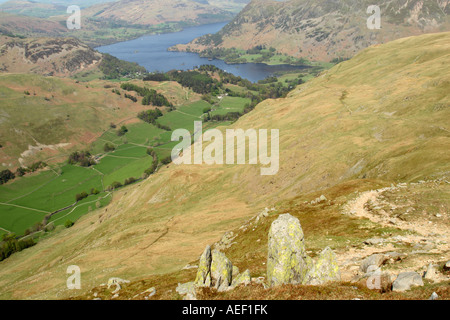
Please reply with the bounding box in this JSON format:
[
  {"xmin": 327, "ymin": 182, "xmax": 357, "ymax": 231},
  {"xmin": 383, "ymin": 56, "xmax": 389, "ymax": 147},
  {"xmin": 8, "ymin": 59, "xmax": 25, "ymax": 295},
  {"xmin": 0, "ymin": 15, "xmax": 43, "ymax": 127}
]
[{"xmin": 96, "ymin": 22, "xmax": 307, "ymax": 83}]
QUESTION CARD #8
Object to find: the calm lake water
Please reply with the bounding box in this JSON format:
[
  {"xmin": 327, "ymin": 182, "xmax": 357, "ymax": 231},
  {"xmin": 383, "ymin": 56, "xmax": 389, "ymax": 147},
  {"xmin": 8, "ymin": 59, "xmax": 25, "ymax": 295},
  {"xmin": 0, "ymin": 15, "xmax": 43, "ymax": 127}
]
[{"xmin": 96, "ymin": 22, "xmax": 307, "ymax": 83}]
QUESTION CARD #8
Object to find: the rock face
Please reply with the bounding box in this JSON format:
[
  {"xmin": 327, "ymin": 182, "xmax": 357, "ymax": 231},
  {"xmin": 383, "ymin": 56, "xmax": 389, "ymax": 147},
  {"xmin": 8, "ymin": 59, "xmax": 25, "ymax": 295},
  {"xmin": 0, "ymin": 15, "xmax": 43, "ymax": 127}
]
[
  {"xmin": 178, "ymin": 244, "xmax": 253, "ymax": 298},
  {"xmin": 360, "ymin": 254, "xmax": 388, "ymax": 273},
  {"xmin": 194, "ymin": 245, "xmax": 212, "ymax": 287},
  {"xmin": 305, "ymin": 247, "xmax": 341, "ymax": 285},
  {"xmin": 424, "ymin": 263, "xmax": 439, "ymax": 281},
  {"xmin": 191, "ymin": 246, "xmax": 235, "ymax": 292},
  {"xmin": 231, "ymin": 269, "xmax": 252, "ymax": 288},
  {"xmin": 392, "ymin": 272, "xmax": 424, "ymax": 292},
  {"xmin": 267, "ymin": 214, "xmax": 309, "ymax": 286},
  {"xmin": 210, "ymin": 250, "xmax": 233, "ymax": 291}
]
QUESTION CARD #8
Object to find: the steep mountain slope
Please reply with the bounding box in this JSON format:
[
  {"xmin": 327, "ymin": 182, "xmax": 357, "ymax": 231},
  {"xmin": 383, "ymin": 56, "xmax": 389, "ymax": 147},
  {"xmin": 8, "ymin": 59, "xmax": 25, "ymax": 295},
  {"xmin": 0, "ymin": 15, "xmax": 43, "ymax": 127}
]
[
  {"xmin": 0, "ymin": 36, "xmax": 102, "ymax": 76},
  {"xmin": 174, "ymin": 0, "xmax": 450, "ymax": 61},
  {"xmin": 0, "ymin": 31, "xmax": 448, "ymax": 299}
]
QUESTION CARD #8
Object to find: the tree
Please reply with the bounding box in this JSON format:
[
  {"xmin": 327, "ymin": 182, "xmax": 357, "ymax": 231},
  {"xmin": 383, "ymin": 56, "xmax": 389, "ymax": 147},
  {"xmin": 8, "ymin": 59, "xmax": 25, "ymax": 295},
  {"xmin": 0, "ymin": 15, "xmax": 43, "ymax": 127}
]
[
  {"xmin": 75, "ymin": 191, "xmax": 89, "ymax": 202},
  {"xmin": 117, "ymin": 125, "xmax": 128, "ymax": 136},
  {"xmin": 64, "ymin": 220, "xmax": 74, "ymax": 228},
  {"xmin": 103, "ymin": 142, "xmax": 115, "ymax": 152},
  {"xmin": 0, "ymin": 169, "xmax": 15, "ymax": 184}
]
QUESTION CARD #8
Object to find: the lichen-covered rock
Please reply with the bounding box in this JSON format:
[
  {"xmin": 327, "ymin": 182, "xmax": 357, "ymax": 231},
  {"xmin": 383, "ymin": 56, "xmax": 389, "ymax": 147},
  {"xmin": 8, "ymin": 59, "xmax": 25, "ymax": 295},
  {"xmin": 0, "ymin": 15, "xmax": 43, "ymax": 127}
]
[
  {"xmin": 194, "ymin": 245, "xmax": 212, "ymax": 287},
  {"xmin": 231, "ymin": 269, "xmax": 251, "ymax": 288},
  {"xmin": 267, "ymin": 213, "xmax": 309, "ymax": 286},
  {"xmin": 392, "ymin": 272, "xmax": 424, "ymax": 292},
  {"xmin": 211, "ymin": 249, "xmax": 233, "ymax": 292},
  {"xmin": 305, "ymin": 247, "xmax": 341, "ymax": 285}
]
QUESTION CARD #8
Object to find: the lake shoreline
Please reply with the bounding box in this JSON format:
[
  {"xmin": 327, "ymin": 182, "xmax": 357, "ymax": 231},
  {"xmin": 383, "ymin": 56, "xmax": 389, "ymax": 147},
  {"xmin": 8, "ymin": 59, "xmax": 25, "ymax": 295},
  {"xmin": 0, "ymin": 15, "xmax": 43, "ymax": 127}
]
[{"xmin": 96, "ymin": 22, "xmax": 312, "ymax": 83}]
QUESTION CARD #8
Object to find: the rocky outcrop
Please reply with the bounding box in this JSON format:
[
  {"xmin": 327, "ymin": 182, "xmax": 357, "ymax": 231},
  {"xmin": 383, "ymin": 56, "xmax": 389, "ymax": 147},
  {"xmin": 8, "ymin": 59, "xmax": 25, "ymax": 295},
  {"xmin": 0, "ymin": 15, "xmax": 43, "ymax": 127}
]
[
  {"xmin": 360, "ymin": 254, "xmax": 389, "ymax": 273},
  {"xmin": 210, "ymin": 250, "xmax": 233, "ymax": 292},
  {"xmin": 267, "ymin": 213, "xmax": 341, "ymax": 287},
  {"xmin": 424, "ymin": 263, "xmax": 440, "ymax": 282},
  {"xmin": 107, "ymin": 277, "xmax": 130, "ymax": 294},
  {"xmin": 231, "ymin": 269, "xmax": 252, "ymax": 288},
  {"xmin": 305, "ymin": 247, "xmax": 341, "ymax": 285},
  {"xmin": 267, "ymin": 213, "xmax": 310, "ymax": 286},
  {"xmin": 178, "ymin": 245, "xmax": 251, "ymax": 298},
  {"xmin": 194, "ymin": 245, "xmax": 212, "ymax": 287},
  {"xmin": 392, "ymin": 272, "xmax": 424, "ymax": 292}
]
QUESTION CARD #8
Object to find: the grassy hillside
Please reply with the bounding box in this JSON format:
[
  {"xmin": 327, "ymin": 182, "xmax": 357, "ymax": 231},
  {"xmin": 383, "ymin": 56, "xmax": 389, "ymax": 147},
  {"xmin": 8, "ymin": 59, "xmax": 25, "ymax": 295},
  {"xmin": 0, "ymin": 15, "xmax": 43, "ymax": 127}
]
[
  {"xmin": 0, "ymin": 73, "xmax": 151, "ymax": 170},
  {"xmin": 0, "ymin": 32, "xmax": 448, "ymax": 299}
]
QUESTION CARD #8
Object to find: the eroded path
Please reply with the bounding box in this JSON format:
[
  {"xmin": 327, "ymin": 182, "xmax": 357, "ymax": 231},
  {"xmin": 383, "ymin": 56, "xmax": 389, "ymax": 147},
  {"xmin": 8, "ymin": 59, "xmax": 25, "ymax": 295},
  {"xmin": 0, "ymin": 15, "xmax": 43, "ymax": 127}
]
[{"xmin": 338, "ymin": 180, "xmax": 450, "ymax": 282}]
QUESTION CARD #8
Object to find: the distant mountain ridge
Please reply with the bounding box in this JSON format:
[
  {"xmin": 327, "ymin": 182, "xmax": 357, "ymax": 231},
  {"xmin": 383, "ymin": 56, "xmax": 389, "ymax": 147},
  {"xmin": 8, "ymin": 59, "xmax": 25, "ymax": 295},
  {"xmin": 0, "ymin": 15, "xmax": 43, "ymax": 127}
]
[
  {"xmin": 82, "ymin": 0, "xmax": 235, "ymax": 26},
  {"xmin": 173, "ymin": 0, "xmax": 450, "ymax": 61},
  {"xmin": 0, "ymin": 36, "xmax": 102, "ymax": 76}
]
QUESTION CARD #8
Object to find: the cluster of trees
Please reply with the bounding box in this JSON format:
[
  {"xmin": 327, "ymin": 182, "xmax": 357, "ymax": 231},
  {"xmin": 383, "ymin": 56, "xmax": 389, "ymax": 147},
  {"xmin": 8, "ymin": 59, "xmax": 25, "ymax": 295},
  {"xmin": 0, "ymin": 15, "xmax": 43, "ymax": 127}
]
[
  {"xmin": 105, "ymin": 175, "xmax": 138, "ymax": 191},
  {"xmin": 137, "ymin": 109, "xmax": 171, "ymax": 130},
  {"xmin": 0, "ymin": 169, "xmax": 15, "ymax": 185},
  {"xmin": 75, "ymin": 187, "xmax": 99, "ymax": 203},
  {"xmin": 124, "ymin": 93, "xmax": 137, "ymax": 102},
  {"xmin": 0, "ymin": 233, "xmax": 36, "ymax": 262},
  {"xmin": 15, "ymin": 161, "xmax": 47, "ymax": 178},
  {"xmin": 330, "ymin": 57, "xmax": 349, "ymax": 64},
  {"xmin": 210, "ymin": 112, "xmax": 241, "ymax": 122},
  {"xmin": 137, "ymin": 109, "xmax": 163, "ymax": 125},
  {"xmin": 75, "ymin": 191, "xmax": 89, "ymax": 202},
  {"xmin": 144, "ymin": 148, "xmax": 159, "ymax": 176},
  {"xmin": 198, "ymin": 48, "xmax": 247, "ymax": 64},
  {"xmin": 160, "ymin": 156, "xmax": 172, "ymax": 165},
  {"xmin": 166, "ymin": 70, "xmax": 216, "ymax": 94},
  {"xmin": 120, "ymin": 83, "xmax": 172, "ymax": 107},
  {"xmin": 68, "ymin": 151, "xmax": 95, "ymax": 167},
  {"xmin": 99, "ymin": 53, "xmax": 147, "ymax": 80},
  {"xmin": 143, "ymin": 73, "xmax": 169, "ymax": 82}
]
